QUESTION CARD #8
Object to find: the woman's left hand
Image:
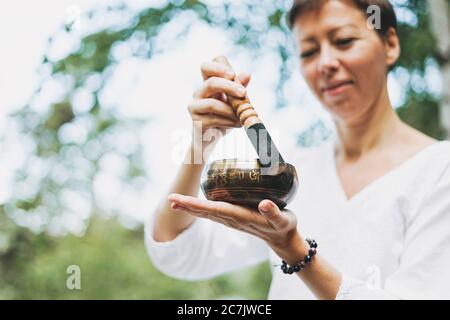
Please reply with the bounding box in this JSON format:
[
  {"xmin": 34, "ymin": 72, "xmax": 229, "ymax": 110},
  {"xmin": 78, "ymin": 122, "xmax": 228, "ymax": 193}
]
[
  {"xmin": 168, "ymin": 193, "xmax": 303, "ymax": 254},
  {"xmin": 169, "ymin": 193, "xmax": 343, "ymax": 300}
]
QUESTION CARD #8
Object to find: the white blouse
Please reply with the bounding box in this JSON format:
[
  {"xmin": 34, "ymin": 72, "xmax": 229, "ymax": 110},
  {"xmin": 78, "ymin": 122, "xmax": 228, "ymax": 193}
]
[{"xmin": 145, "ymin": 139, "xmax": 450, "ymax": 300}]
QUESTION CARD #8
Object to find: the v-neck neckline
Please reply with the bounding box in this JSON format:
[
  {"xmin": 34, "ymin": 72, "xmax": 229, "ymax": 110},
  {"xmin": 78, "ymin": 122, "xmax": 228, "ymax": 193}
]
[{"xmin": 327, "ymin": 140, "xmax": 448, "ymax": 205}]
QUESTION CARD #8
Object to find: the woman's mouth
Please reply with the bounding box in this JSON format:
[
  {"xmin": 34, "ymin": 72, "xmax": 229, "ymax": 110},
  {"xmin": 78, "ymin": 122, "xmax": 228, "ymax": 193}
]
[{"xmin": 322, "ymin": 80, "xmax": 354, "ymax": 96}]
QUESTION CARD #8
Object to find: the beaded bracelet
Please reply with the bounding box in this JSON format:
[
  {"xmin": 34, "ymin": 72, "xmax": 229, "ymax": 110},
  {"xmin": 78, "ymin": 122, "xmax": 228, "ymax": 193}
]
[{"xmin": 280, "ymin": 238, "xmax": 318, "ymax": 274}]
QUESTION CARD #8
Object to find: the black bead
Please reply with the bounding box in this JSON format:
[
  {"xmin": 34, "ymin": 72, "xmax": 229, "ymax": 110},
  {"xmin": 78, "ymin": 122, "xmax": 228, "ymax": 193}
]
[{"xmin": 280, "ymin": 238, "xmax": 318, "ymax": 275}]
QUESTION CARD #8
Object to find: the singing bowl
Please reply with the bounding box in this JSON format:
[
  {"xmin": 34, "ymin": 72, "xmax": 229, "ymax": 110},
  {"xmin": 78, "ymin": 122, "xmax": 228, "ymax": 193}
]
[{"xmin": 201, "ymin": 159, "xmax": 298, "ymax": 209}]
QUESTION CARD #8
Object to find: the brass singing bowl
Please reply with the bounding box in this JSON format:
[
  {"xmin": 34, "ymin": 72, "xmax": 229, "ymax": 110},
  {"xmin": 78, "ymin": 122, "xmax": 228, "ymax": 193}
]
[{"xmin": 201, "ymin": 159, "xmax": 298, "ymax": 209}]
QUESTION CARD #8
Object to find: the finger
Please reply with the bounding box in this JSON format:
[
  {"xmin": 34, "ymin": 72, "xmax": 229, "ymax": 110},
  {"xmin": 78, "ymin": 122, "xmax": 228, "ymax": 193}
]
[
  {"xmin": 236, "ymin": 73, "xmax": 251, "ymax": 88},
  {"xmin": 213, "ymin": 55, "xmax": 232, "ymax": 68},
  {"xmin": 169, "ymin": 195, "xmax": 282, "ymax": 241},
  {"xmin": 170, "ymin": 203, "xmax": 189, "ymax": 211},
  {"xmin": 169, "ymin": 193, "xmax": 225, "ymax": 215},
  {"xmin": 217, "ymin": 77, "xmax": 248, "ymax": 104},
  {"xmin": 189, "ymin": 98, "xmax": 239, "ymax": 121},
  {"xmin": 213, "ymin": 55, "xmax": 231, "ymax": 68},
  {"xmin": 194, "ymin": 77, "xmax": 247, "ymax": 99},
  {"xmin": 171, "ymin": 201, "xmax": 264, "ymax": 238},
  {"xmin": 170, "ymin": 198, "xmax": 212, "ymax": 219},
  {"xmin": 218, "ymin": 93, "xmax": 227, "ymax": 103},
  {"xmin": 171, "ymin": 200, "xmax": 229, "ymax": 225},
  {"xmin": 168, "ymin": 194, "xmax": 250, "ymax": 222},
  {"xmin": 258, "ymin": 200, "xmax": 295, "ymax": 231},
  {"xmin": 213, "ymin": 57, "xmax": 251, "ymax": 88},
  {"xmin": 201, "ymin": 61, "xmax": 235, "ymax": 81},
  {"xmin": 171, "ymin": 203, "xmax": 208, "ymax": 219}
]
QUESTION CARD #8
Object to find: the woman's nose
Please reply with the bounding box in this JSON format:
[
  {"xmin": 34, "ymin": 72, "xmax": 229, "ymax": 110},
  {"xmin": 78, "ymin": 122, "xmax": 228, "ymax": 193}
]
[{"xmin": 317, "ymin": 45, "xmax": 340, "ymax": 77}]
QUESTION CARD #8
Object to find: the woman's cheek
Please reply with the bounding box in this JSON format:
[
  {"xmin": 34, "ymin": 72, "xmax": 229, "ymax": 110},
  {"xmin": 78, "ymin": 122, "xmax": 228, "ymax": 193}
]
[
  {"xmin": 344, "ymin": 55, "xmax": 385, "ymax": 100},
  {"xmin": 345, "ymin": 44, "xmax": 385, "ymax": 77},
  {"xmin": 301, "ymin": 63, "xmax": 321, "ymax": 97}
]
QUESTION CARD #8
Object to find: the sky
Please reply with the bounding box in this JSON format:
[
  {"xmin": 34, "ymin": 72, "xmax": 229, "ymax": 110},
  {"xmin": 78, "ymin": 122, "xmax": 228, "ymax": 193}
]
[{"xmin": 0, "ymin": 0, "xmax": 436, "ymax": 235}]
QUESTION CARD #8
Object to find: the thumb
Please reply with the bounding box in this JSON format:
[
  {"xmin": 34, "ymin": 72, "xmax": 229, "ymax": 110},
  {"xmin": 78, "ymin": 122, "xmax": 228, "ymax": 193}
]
[
  {"xmin": 258, "ymin": 200, "xmax": 284, "ymax": 229},
  {"xmin": 236, "ymin": 73, "xmax": 251, "ymax": 88}
]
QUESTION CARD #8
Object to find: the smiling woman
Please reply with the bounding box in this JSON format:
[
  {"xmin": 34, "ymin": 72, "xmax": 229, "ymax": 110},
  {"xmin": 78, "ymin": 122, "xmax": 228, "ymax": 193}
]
[
  {"xmin": 145, "ymin": 0, "xmax": 450, "ymax": 300},
  {"xmin": 292, "ymin": 0, "xmax": 401, "ymax": 128}
]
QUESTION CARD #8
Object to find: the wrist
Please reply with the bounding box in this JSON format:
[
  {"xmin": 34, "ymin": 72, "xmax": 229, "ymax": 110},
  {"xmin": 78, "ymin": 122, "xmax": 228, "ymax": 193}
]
[{"xmin": 271, "ymin": 231, "xmax": 310, "ymax": 266}]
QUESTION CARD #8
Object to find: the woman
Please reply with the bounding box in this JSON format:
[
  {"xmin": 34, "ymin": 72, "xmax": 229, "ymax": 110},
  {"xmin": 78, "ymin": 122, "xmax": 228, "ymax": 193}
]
[{"xmin": 145, "ymin": 0, "xmax": 450, "ymax": 299}]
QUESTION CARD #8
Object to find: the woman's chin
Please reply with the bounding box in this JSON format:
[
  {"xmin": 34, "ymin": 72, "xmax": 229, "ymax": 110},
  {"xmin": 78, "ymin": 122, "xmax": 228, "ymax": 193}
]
[
  {"xmin": 335, "ymin": 112, "xmax": 374, "ymax": 127},
  {"xmin": 324, "ymin": 101, "xmax": 360, "ymax": 122}
]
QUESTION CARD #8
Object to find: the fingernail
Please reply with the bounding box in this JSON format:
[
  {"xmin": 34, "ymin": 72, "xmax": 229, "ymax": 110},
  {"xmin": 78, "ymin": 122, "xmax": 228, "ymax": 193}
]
[
  {"xmin": 237, "ymin": 87, "xmax": 246, "ymax": 96},
  {"xmin": 260, "ymin": 201, "xmax": 273, "ymax": 213},
  {"xmin": 225, "ymin": 70, "xmax": 235, "ymax": 78}
]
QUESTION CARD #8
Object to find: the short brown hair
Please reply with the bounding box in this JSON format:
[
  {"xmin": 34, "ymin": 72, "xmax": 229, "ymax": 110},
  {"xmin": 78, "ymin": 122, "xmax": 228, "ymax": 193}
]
[{"xmin": 287, "ymin": 0, "xmax": 398, "ymax": 38}]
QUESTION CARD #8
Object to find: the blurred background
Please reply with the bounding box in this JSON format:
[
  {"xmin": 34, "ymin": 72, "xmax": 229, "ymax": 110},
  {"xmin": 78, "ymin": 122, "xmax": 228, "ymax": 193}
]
[{"xmin": 0, "ymin": 0, "xmax": 448, "ymax": 299}]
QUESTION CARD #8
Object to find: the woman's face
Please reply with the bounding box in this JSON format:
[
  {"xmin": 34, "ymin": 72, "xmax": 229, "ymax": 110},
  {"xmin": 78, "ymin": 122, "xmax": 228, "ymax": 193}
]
[{"xmin": 293, "ymin": 0, "xmax": 398, "ymax": 125}]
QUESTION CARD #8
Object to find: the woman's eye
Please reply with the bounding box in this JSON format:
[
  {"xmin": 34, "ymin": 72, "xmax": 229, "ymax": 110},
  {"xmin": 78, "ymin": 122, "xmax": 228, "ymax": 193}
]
[
  {"xmin": 300, "ymin": 49, "xmax": 318, "ymax": 59},
  {"xmin": 336, "ymin": 38, "xmax": 355, "ymax": 46}
]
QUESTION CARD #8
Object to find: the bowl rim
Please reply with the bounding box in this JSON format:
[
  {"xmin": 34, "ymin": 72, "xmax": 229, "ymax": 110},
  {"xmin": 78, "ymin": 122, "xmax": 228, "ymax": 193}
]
[{"xmin": 206, "ymin": 158, "xmax": 297, "ymax": 171}]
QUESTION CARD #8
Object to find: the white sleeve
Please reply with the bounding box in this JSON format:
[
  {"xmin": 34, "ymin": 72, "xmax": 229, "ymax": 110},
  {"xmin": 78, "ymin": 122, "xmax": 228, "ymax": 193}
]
[
  {"xmin": 336, "ymin": 166, "xmax": 450, "ymax": 300},
  {"xmin": 144, "ymin": 212, "xmax": 269, "ymax": 281}
]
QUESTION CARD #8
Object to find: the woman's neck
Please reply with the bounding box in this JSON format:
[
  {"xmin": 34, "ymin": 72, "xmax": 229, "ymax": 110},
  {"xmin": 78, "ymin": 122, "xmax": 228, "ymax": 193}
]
[{"xmin": 334, "ymin": 86, "xmax": 402, "ymax": 160}]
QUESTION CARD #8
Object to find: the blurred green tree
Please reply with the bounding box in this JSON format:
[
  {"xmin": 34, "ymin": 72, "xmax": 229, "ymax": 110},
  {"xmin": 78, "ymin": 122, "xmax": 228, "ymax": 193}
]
[
  {"xmin": 1, "ymin": 0, "xmax": 448, "ymax": 299},
  {"xmin": 1, "ymin": 216, "xmax": 270, "ymax": 299},
  {"xmin": 427, "ymin": 0, "xmax": 450, "ymax": 138}
]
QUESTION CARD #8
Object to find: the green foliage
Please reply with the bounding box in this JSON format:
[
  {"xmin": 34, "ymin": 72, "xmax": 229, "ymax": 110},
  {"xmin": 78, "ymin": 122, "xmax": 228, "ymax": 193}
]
[
  {"xmin": 394, "ymin": 0, "xmax": 444, "ymax": 138},
  {"xmin": 396, "ymin": 1, "xmax": 437, "ymax": 70},
  {"xmin": 269, "ymin": 9, "xmax": 284, "ymax": 27},
  {"xmin": 397, "ymin": 92, "xmax": 446, "ymax": 139},
  {"xmin": 1, "ymin": 216, "xmax": 271, "ymax": 299}
]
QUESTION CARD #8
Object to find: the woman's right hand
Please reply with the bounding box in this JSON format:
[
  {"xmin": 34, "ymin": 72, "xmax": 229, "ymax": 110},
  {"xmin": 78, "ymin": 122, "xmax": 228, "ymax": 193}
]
[{"xmin": 188, "ymin": 56, "xmax": 251, "ymax": 153}]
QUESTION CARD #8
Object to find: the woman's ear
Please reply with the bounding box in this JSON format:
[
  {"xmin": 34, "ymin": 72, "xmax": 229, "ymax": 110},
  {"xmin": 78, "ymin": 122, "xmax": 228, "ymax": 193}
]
[{"xmin": 384, "ymin": 27, "xmax": 401, "ymax": 69}]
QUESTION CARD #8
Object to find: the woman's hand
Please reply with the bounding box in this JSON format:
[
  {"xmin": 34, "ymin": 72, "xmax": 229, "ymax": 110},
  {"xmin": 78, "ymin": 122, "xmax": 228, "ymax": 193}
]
[
  {"xmin": 168, "ymin": 193, "xmax": 307, "ymax": 257},
  {"xmin": 168, "ymin": 193, "xmax": 342, "ymax": 299},
  {"xmin": 189, "ymin": 56, "xmax": 251, "ymax": 154}
]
